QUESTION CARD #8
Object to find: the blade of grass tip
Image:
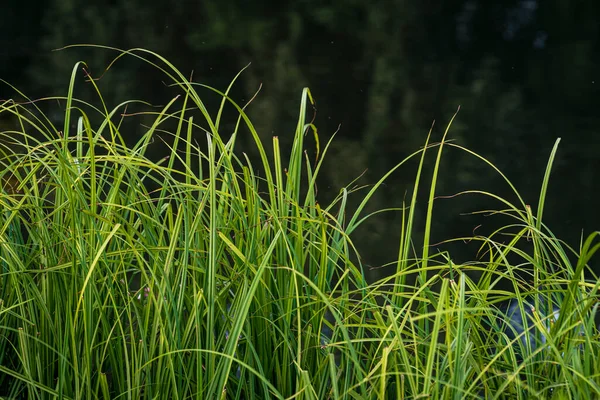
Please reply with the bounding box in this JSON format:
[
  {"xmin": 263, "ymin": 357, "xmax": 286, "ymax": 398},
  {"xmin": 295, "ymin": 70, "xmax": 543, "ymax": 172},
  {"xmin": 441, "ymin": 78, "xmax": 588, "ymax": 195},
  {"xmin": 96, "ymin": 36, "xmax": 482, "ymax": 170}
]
[
  {"xmin": 1, "ymin": 82, "xmax": 62, "ymax": 143},
  {"xmin": 63, "ymin": 62, "xmax": 86, "ymax": 147},
  {"xmin": 303, "ymin": 128, "xmax": 334, "ymax": 210},
  {"xmin": 90, "ymin": 100, "xmax": 132, "ymax": 151},
  {"xmin": 418, "ymin": 111, "xmax": 457, "ymax": 341},
  {"xmin": 217, "ymin": 137, "xmax": 244, "ymax": 216},
  {"xmin": 395, "ymin": 123, "xmax": 434, "ymax": 308},
  {"xmin": 286, "ymin": 88, "xmax": 314, "ymax": 206},
  {"xmin": 344, "ymin": 143, "xmax": 428, "ymax": 237},
  {"xmin": 130, "ymin": 95, "xmax": 180, "ymax": 155},
  {"xmin": 295, "ymin": 151, "xmax": 318, "ymax": 287},
  {"xmin": 186, "ymin": 116, "xmax": 194, "ymax": 185},
  {"xmin": 81, "ymin": 114, "xmax": 98, "ymax": 222},
  {"xmin": 529, "ymin": 139, "xmax": 560, "ymax": 295},
  {"xmin": 395, "ymin": 198, "xmax": 408, "ymax": 289},
  {"xmin": 220, "ymin": 82, "xmax": 261, "ymax": 163},
  {"xmin": 535, "ymin": 138, "xmax": 560, "ymax": 233},
  {"xmin": 69, "ymin": 45, "xmax": 219, "ymax": 134},
  {"xmin": 328, "ymin": 188, "xmax": 352, "ymax": 282},
  {"xmin": 446, "ymin": 143, "xmax": 528, "ymax": 213},
  {"xmin": 113, "ymin": 48, "xmax": 229, "ymax": 168},
  {"xmin": 271, "ymin": 135, "xmax": 296, "ymax": 341},
  {"xmin": 214, "ymin": 64, "xmax": 251, "ymax": 132},
  {"xmin": 524, "ymin": 204, "xmax": 543, "ymax": 298},
  {"xmin": 421, "ymin": 108, "xmax": 459, "ymax": 273},
  {"xmin": 80, "ymin": 63, "xmax": 124, "ymax": 147},
  {"xmin": 273, "ymin": 136, "xmax": 285, "ymax": 218},
  {"xmin": 200, "ymin": 83, "xmax": 279, "ymax": 212},
  {"xmin": 214, "ymin": 127, "xmax": 243, "ymax": 215},
  {"xmin": 166, "ymin": 88, "xmax": 191, "ymax": 173},
  {"xmin": 132, "ymin": 97, "xmax": 182, "ymax": 209}
]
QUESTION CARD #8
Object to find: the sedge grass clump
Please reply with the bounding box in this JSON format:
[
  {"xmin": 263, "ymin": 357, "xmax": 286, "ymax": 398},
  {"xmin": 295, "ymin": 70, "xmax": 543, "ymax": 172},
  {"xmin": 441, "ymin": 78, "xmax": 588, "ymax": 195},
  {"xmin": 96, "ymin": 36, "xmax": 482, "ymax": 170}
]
[{"xmin": 0, "ymin": 46, "xmax": 599, "ymax": 399}]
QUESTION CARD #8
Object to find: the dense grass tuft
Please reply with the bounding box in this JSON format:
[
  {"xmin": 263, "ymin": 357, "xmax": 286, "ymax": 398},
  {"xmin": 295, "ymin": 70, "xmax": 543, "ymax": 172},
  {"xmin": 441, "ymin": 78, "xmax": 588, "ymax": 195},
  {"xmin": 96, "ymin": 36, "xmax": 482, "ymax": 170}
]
[{"xmin": 1, "ymin": 47, "xmax": 599, "ymax": 399}]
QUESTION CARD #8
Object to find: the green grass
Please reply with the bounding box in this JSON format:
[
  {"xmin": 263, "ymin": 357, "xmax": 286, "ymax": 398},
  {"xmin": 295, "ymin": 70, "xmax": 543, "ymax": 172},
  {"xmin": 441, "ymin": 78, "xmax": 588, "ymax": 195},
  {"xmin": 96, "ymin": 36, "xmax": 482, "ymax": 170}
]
[{"xmin": 0, "ymin": 47, "xmax": 599, "ymax": 399}]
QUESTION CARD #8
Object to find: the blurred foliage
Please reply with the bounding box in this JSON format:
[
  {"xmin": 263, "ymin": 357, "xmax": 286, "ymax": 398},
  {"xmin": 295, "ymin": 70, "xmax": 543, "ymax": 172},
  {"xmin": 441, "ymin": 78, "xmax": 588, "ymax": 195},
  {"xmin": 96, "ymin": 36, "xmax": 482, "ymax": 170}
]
[{"xmin": 2, "ymin": 0, "xmax": 598, "ymax": 278}]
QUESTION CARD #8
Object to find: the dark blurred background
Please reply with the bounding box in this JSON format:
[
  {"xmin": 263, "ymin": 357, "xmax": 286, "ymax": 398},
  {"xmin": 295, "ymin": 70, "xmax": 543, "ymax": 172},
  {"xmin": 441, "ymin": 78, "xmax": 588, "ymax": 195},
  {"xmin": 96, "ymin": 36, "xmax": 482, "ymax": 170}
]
[{"xmin": 1, "ymin": 0, "xmax": 598, "ymax": 280}]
